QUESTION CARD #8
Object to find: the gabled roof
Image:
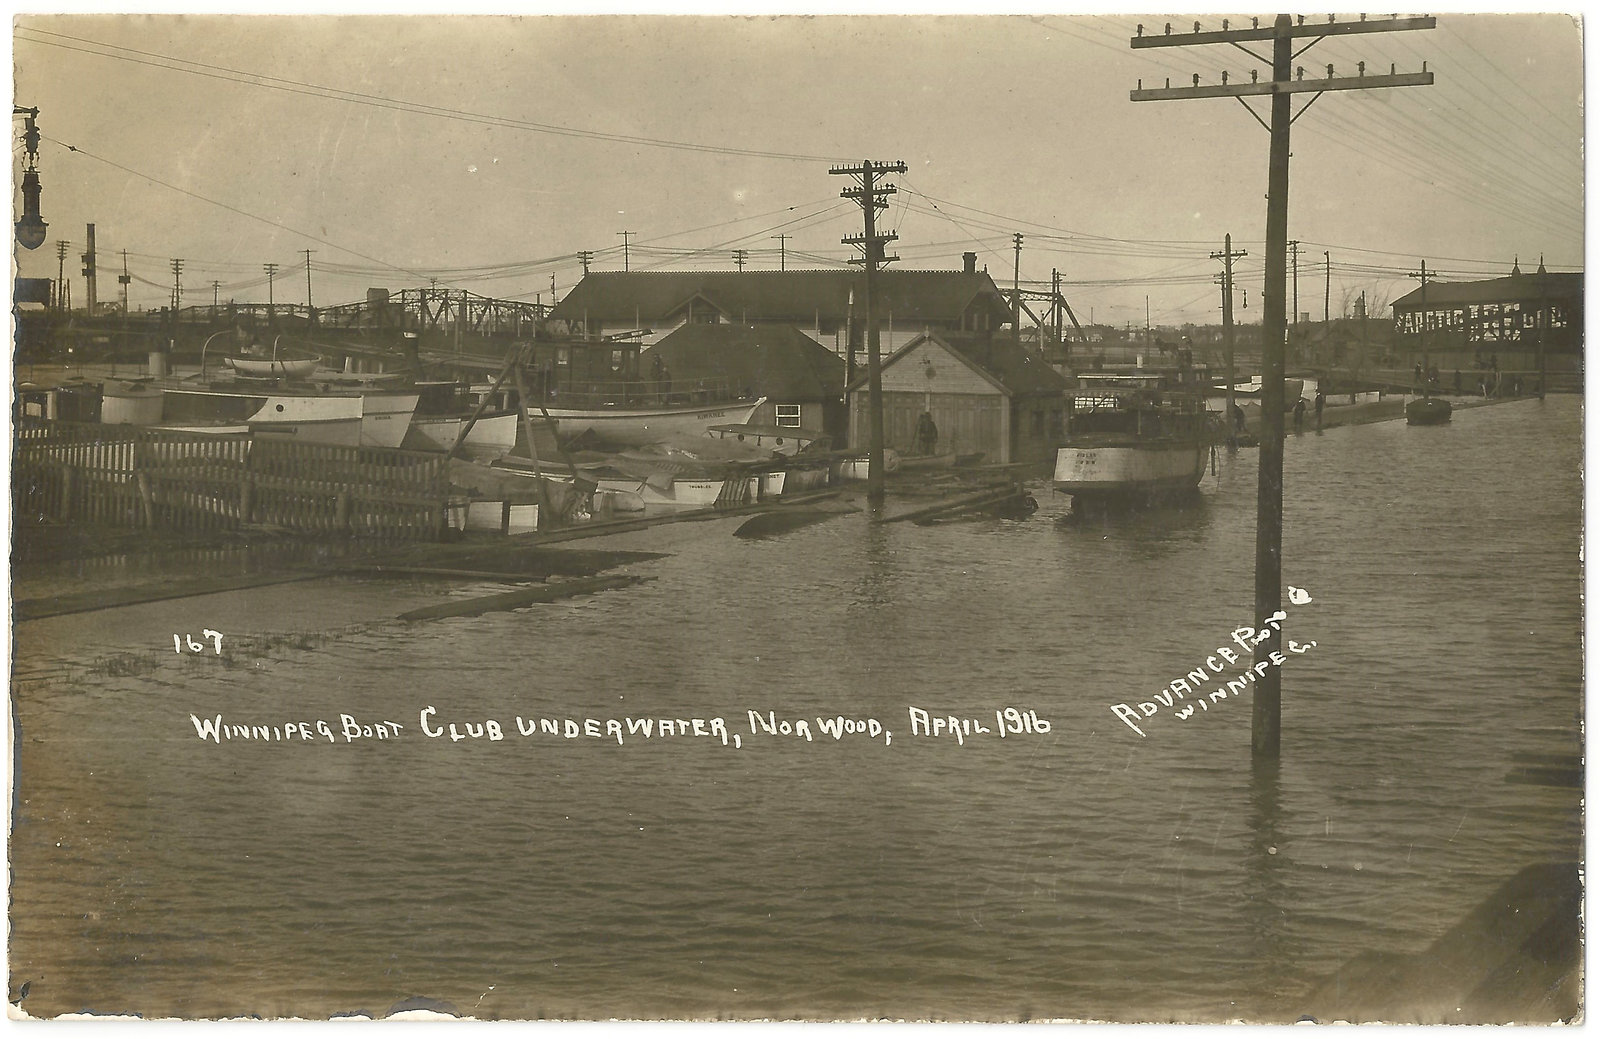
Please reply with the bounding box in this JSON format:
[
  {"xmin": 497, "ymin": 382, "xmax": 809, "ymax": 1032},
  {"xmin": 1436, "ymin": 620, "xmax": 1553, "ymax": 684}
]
[
  {"xmin": 1393, "ymin": 271, "xmax": 1583, "ymax": 310},
  {"xmin": 644, "ymin": 323, "xmax": 846, "ymax": 402},
  {"xmin": 845, "ymin": 330, "xmax": 1069, "ymax": 399},
  {"xmin": 549, "ymin": 269, "xmax": 1011, "ymax": 327}
]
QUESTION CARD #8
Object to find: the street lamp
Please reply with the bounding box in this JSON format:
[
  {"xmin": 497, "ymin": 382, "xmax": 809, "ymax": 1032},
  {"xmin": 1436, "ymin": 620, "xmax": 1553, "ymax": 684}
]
[{"xmin": 14, "ymin": 106, "xmax": 47, "ymax": 250}]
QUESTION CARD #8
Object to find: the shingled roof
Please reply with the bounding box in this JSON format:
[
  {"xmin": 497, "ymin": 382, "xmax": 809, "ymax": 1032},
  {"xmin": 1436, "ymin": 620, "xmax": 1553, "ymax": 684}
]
[
  {"xmin": 549, "ymin": 269, "xmax": 1011, "ymax": 327},
  {"xmin": 847, "ymin": 330, "xmax": 1069, "ymax": 399},
  {"xmin": 644, "ymin": 323, "xmax": 846, "ymax": 402},
  {"xmin": 1393, "ymin": 271, "xmax": 1582, "ymax": 310}
]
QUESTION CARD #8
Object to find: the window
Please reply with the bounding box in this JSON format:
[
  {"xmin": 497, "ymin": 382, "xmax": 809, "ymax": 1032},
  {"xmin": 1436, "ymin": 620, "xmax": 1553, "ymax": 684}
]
[{"xmin": 775, "ymin": 404, "xmax": 801, "ymax": 428}]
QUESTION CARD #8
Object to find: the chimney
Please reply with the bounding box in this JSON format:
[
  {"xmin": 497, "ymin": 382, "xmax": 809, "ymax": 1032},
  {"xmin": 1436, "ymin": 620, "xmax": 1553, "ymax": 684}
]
[{"xmin": 962, "ymin": 252, "xmax": 977, "ymax": 275}]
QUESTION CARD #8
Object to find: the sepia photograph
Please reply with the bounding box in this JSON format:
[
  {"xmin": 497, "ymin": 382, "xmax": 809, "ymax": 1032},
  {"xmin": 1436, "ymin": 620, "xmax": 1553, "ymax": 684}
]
[{"xmin": 7, "ymin": 9, "xmax": 1584, "ymax": 1024}]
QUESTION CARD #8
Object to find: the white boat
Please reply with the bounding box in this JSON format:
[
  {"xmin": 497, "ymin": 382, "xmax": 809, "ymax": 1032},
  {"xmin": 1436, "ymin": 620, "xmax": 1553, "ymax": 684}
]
[
  {"xmin": 705, "ymin": 423, "xmax": 831, "ymax": 455},
  {"xmin": 541, "ymin": 396, "xmax": 766, "ymax": 448},
  {"xmin": 157, "ymin": 384, "xmax": 365, "ymax": 444},
  {"xmin": 405, "ymin": 412, "xmax": 522, "ymax": 460},
  {"xmin": 222, "ymin": 354, "xmax": 322, "ymax": 379},
  {"xmin": 834, "ymin": 449, "xmax": 902, "ymax": 480},
  {"xmin": 1053, "ymin": 371, "xmax": 1212, "ymax": 504},
  {"xmin": 1220, "ymin": 375, "xmax": 1306, "ymax": 409},
  {"xmin": 358, "ymin": 391, "xmax": 421, "ymax": 449},
  {"xmin": 590, "ymin": 471, "xmax": 762, "ymax": 508}
]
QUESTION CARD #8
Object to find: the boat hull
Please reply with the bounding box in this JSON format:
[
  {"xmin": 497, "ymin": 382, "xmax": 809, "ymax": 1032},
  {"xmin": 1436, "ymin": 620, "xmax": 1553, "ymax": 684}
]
[
  {"xmin": 543, "ymin": 397, "xmax": 766, "ymax": 447},
  {"xmin": 359, "ymin": 392, "xmax": 421, "ymax": 449},
  {"xmin": 223, "ymin": 356, "xmax": 321, "ymax": 379},
  {"xmin": 406, "ymin": 412, "xmax": 522, "ymax": 460},
  {"xmin": 1406, "ymin": 397, "xmax": 1453, "ymax": 425},
  {"xmin": 1052, "ymin": 440, "xmax": 1207, "ymax": 501}
]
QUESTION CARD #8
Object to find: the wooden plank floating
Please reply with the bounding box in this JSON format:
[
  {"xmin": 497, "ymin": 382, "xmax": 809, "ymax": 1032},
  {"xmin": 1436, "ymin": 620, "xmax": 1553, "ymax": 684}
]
[
  {"xmin": 14, "ymin": 571, "xmax": 329, "ymax": 622},
  {"xmin": 875, "ymin": 483, "xmax": 1020, "ymax": 524},
  {"xmin": 397, "ymin": 574, "xmax": 651, "ymax": 622},
  {"xmin": 337, "ymin": 565, "xmax": 549, "ymax": 583}
]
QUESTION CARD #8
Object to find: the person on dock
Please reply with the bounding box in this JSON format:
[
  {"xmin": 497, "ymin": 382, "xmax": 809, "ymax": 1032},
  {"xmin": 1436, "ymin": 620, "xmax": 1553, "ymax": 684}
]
[
  {"xmin": 1293, "ymin": 397, "xmax": 1307, "ymax": 432},
  {"xmin": 1231, "ymin": 402, "xmax": 1246, "ymax": 435},
  {"xmin": 914, "ymin": 411, "xmax": 939, "ymax": 456},
  {"xmin": 1314, "ymin": 390, "xmax": 1325, "ymax": 429}
]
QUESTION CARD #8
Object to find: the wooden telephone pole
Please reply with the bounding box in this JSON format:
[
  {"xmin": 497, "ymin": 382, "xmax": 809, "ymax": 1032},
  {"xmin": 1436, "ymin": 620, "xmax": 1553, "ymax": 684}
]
[
  {"xmin": 831, "ymin": 159, "xmax": 906, "ymax": 506},
  {"xmin": 1212, "ymin": 234, "xmax": 1247, "ymax": 448},
  {"xmin": 1132, "ymin": 13, "xmax": 1435, "ymax": 761}
]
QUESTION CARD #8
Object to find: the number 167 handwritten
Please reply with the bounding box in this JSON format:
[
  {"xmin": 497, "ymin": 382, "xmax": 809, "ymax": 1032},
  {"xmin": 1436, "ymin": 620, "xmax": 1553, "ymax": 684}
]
[{"xmin": 174, "ymin": 630, "xmax": 224, "ymax": 655}]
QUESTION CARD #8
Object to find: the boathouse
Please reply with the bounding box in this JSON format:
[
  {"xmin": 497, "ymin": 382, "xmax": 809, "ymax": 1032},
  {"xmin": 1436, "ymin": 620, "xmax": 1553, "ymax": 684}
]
[
  {"xmin": 642, "ymin": 323, "xmax": 847, "ymax": 437},
  {"xmin": 1391, "ymin": 261, "xmax": 1582, "ymax": 385},
  {"xmin": 845, "ymin": 330, "xmax": 1069, "ymax": 465},
  {"xmin": 547, "ymin": 256, "xmax": 1012, "ymax": 357}
]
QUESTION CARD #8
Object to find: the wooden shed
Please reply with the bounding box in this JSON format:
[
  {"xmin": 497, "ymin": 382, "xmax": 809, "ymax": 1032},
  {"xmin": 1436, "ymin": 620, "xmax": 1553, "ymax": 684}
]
[{"xmin": 845, "ymin": 331, "xmax": 1068, "ymax": 465}]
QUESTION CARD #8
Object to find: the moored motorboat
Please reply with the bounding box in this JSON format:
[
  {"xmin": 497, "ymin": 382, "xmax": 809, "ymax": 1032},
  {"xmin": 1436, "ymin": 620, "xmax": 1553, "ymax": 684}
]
[
  {"xmin": 357, "ymin": 391, "xmax": 421, "ymax": 449},
  {"xmin": 157, "ymin": 383, "xmax": 364, "ymax": 444},
  {"xmin": 1406, "ymin": 396, "xmax": 1453, "ymax": 425},
  {"xmin": 1053, "ymin": 370, "xmax": 1213, "ymax": 505}
]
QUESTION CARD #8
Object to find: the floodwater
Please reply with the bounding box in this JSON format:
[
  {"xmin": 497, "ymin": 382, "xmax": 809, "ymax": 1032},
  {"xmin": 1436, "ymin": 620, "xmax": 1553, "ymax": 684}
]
[{"xmin": 9, "ymin": 396, "xmax": 1583, "ymax": 1021}]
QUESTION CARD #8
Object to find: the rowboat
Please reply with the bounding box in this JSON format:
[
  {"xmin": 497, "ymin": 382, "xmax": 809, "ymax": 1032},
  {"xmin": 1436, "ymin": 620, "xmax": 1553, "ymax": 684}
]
[
  {"xmin": 221, "ymin": 352, "xmax": 323, "ymax": 379},
  {"xmin": 541, "ymin": 396, "xmax": 766, "ymax": 447},
  {"xmin": 1405, "ymin": 396, "xmax": 1453, "ymax": 425}
]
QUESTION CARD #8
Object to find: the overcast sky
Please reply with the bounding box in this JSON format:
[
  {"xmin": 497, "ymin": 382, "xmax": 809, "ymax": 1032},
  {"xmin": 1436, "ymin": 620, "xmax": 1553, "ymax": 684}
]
[{"xmin": 11, "ymin": 10, "xmax": 1584, "ymax": 329}]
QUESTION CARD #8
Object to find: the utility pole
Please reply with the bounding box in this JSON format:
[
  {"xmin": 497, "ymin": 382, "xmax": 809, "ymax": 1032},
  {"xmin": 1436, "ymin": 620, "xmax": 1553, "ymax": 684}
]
[
  {"xmin": 303, "ymin": 249, "xmax": 315, "ymax": 327},
  {"xmin": 732, "ymin": 249, "xmax": 748, "ymax": 271},
  {"xmin": 1408, "ymin": 260, "xmax": 1430, "ymax": 388},
  {"xmin": 1290, "ymin": 239, "xmax": 1300, "ymax": 325},
  {"xmin": 577, "ymin": 250, "xmax": 594, "ymax": 275},
  {"xmin": 771, "ymin": 234, "xmax": 789, "ymax": 270},
  {"xmin": 55, "ymin": 240, "xmax": 70, "ymax": 310},
  {"xmin": 1212, "ymin": 234, "xmax": 1248, "ymax": 448},
  {"xmin": 831, "ymin": 158, "xmax": 906, "ymax": 506},
  {"xmin": 1323, "ymin": 250, "xmax": 1331, "ymax": 325},
  {"xmin": 169, "ymin": 257, "xmax": 184, "ymax": 314},
  {"xmin": 211, "ymin": 280, "xmax": 220, "ymax": 318},
  {"xmin": 617, "ymin": 231, "xmax": 633, "ymax": 272},
  {"xmin": 263, "ymin": 262, "xmax": 278, "ymax": 325},
  {"xmin": 1537, "ymin": 257, "xmax": 1548, "ymax": 399},
  {"xmin": 1051, "ymin": 268, "xmax": 1062, "ymax": 351},
  {"xmin": 1012, "ymin": 232, "xmax": 1024, "ymax": 343},
  {"xmin": 1132, "ymin": 12, "xmax": 1435, "ymax": 762},
  {"xmin": 118, "ymin": 249, "xmax": 130, "ymax": 315}
]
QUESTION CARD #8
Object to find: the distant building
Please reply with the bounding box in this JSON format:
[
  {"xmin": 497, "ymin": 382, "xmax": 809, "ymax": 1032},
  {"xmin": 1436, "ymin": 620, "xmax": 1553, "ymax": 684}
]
[
  {"xmin": 547, "ymin": 256, "xmax": 1012, "ymax": 358},
  {"xmin": 845, "ymin": 330, "xmax": 1069, "ymax": 465},
  {"xmin": 642, "ymin": 324, "xmax": 847, "ymax": 436},
  {"xmin": 1391, "ymin": 261, "xmax": 1582, "ymax": 376}
]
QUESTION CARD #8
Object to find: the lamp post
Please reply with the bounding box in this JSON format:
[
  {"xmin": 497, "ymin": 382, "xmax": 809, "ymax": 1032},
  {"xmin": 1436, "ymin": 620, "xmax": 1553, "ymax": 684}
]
[{"xmin": 13, "ymin": 106, "xmax": 47, "ymax": 250}]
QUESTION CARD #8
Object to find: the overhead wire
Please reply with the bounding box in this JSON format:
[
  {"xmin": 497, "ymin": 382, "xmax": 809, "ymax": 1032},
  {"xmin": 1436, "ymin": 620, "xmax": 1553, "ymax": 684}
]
[{"xmin": 15, "ymin": 27, "xmax": 846, "ymax": 164}]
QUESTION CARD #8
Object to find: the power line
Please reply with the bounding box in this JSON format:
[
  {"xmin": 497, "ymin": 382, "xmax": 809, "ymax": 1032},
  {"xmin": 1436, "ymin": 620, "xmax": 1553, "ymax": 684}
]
[{"xmin": 17, "ymin": 27, "xmax": 844, "ymax": 164}]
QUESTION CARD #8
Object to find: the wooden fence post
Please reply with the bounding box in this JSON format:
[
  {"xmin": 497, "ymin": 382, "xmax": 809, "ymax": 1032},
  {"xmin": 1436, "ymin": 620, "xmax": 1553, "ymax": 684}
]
[
  {"xmin": 136, "ymin": 471, "xmax": 156, "ymax": 529},
  {"xmin": 239, "ymin": 474, "xmax": 254, "ymax": 524},
  {"xmin": 59, "ymin": 464, "xmax": 75, "ymax": 522}
]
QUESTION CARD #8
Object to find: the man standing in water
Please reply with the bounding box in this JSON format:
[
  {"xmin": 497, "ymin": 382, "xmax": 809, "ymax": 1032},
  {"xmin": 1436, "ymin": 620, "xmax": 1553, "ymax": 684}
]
[{"xmin": 913, "ymin": 411, "xmax": 939, "ymax": 456}]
